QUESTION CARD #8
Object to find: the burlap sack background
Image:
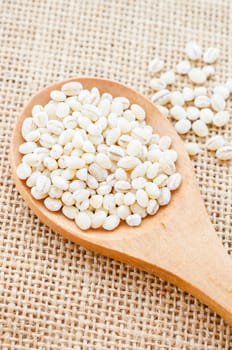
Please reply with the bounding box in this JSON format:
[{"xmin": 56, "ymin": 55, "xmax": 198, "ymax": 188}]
[{"xmin": 0, "ymin": 0, "xmax": 231, "ymax": 349}]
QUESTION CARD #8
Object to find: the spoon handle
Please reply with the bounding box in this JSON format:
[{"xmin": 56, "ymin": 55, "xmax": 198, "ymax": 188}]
[
  {"xmin": 126, "ymin": 224, "xmax": 232, "ymax": 325},
  {"xmin": 168, "ymin": 232, "xmax": 232, "ymax": 325},
  {"xmin": 188, "ymin": 232, "xmax": 232, "ymax": 324},
  {"xmin": 94, "ymin": 219, "xmax": 232, "ymax": 324}
]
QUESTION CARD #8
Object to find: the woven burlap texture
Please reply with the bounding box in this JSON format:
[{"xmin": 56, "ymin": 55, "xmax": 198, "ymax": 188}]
[{"xmin": 0, "ymin": 0, "xmax": 232, "ymax": 349}]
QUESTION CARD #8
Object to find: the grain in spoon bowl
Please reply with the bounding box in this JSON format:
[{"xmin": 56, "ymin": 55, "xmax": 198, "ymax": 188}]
[{"xmin": 13, "ymin": 78, "xmax": 182, "ymax": 231}]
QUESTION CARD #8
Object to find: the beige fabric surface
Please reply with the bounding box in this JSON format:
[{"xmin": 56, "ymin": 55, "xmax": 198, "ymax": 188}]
[{"xmin": 0, "ymin": 0, "xmax": 232, "ymax": 349}]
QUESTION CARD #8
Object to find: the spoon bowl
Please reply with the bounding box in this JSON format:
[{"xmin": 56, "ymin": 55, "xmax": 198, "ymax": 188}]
[{"xmin": 10, "ymin": 77, "xmax": 232, "ymax": 324}]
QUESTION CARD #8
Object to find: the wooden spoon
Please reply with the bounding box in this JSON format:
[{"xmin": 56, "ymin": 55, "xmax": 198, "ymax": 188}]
[{"xmin": 10, "ymin": 77, "xmax": 232, "ymax": 324}]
